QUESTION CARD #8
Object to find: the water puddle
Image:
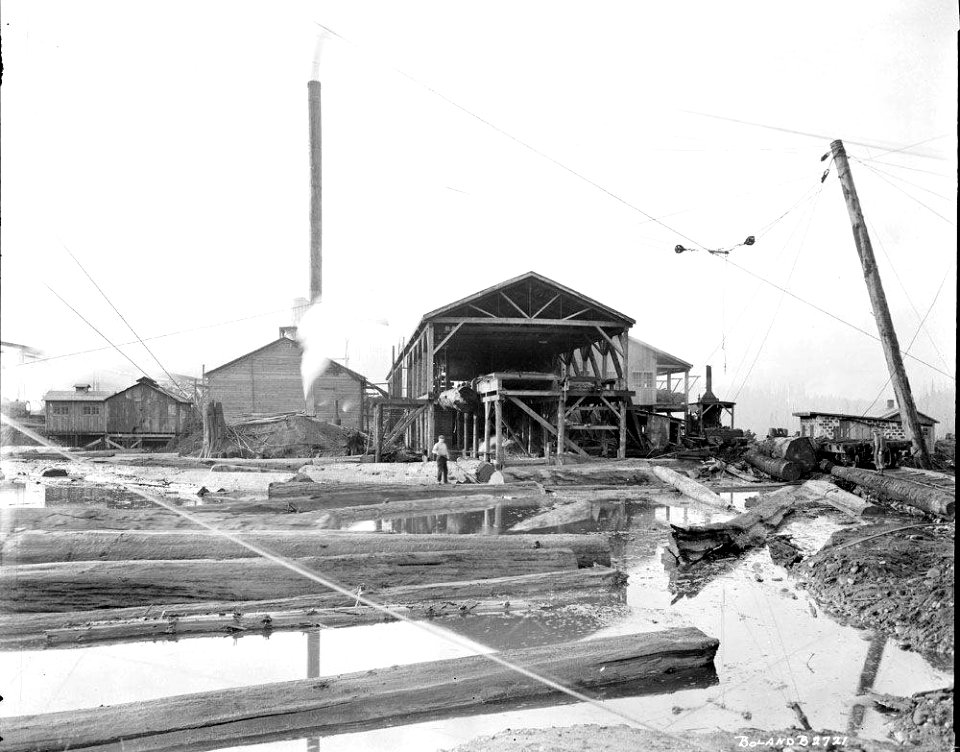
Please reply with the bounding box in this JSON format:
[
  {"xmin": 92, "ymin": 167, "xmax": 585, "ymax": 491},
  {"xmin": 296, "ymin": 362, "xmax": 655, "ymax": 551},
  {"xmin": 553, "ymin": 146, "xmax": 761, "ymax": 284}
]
[
  {"xmin": 0, "ymin": 480, "xmax": 201, "ymax": 509},
  {"xmin": 2, "ymin": 490, "xmax": 951, "ymax": 751}
]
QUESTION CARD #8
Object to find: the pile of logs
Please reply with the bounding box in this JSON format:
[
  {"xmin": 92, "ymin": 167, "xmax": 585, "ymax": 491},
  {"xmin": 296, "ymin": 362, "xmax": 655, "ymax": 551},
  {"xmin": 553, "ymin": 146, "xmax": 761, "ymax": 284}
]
[{"xmin": 743, "ymin": 436, "xmax": 818, "ymax": 482}]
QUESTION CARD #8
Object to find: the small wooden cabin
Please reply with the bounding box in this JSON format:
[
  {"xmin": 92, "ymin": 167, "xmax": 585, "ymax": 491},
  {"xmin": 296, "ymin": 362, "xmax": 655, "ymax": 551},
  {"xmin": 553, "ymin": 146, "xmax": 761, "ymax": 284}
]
[
  {"xmin": 43, "ymin": 385, "xmax": 111, "ymax": 436},
  {"xmin": 204, "ymin": 327, "xmax": 381, "ymax": 427},
  {"xmin": 105, "ymin": 377, "xmax": 193, "ymax": 435}
]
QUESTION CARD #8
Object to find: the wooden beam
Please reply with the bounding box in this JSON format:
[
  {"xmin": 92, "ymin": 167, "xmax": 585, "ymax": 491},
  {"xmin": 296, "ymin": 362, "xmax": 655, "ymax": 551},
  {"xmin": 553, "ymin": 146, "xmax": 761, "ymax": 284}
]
[
  {"xmin": 467, "ymin": 304, "xmax": 497, "ymax": 318},
  {"xmin": 382, "ymin": 404, "xmax": 428, "ymax": 448},
  {"xmin": 532, "ymin": 293, "xmax": 560, "ymax": 318},
  {"xmin": 4, "ymin": 630, "xmax": 719, "ymax": 752},
  {"xmin": 594, "ymin": 326, "xmax": 623, "ymax": 358},
  {"xmin": 563, "ymin": 307, "xmax": 592, "ymax": 320},
  {"xmin": 500, "ymin": 291, "xmax": 530, "ymax": 318},
  {"xmin": 431, "ymin": 317, "xmax": 628, "ymax": 328},
  {"xmin": 433, "ymin": 322, "xmax": 463, "ymax": 354},
  {"xmin": 494, "ymin": 398, "xmax": 504, "ymax": 468}
]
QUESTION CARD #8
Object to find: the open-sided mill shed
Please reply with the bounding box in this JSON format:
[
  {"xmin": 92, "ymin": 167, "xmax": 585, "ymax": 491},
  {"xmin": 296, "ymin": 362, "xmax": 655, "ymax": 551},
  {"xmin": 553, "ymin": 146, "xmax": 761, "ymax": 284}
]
[{"xmin": 377, "ymin": 272, "xmax": 636, "ymax": 465}]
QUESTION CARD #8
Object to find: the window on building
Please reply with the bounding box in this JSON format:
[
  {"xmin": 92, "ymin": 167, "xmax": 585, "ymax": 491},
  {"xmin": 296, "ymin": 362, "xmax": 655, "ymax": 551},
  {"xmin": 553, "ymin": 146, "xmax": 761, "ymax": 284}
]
[
  {"xmin": 52, "ymin": 404, "xmax": 69, "ymax": 415},
  {"xmin": 82, "ymin": 405, "xmax": 100, "ymax": 416},
  {"xmin": 631, "ymin": 371, "xmax": 655, "ymax": 389}
]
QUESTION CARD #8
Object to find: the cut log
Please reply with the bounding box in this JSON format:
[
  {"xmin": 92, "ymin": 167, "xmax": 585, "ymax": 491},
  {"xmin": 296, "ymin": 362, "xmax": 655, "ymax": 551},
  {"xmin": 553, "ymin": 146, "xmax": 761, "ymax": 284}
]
[
  {"xmin": 265, "ymin": 479, "xmax": 545, "ymax": 504},
  {"xmin": 492, "ymin": 461, "xmax": 653, "ymax": 486},
  {"xmin": 0, "ymin": 567, "xmax": 625, "ymax": 646},
  {"xmin": 1, "ymin": 548, "xmax": 578, "ymax": 613},
  {"xmin": 828, "ymin": 465, "xmax": 954, "ymax": 518},
  {"xmin": 436, "ymin": 384, "xmax": 479, "ymax": 413},
  {"xmin": 646, "ymin": 466, "xmax": 730, "ymax": 510},
  {"xmin": 200, "ymin": 400, "xmax": 229, "ymax": 459},
  {"xmin": 321, "ymin": 494, "xmax": 544, "ymax": 527},
  {"xmin": 667, "ymin": 486, "xmax": 804, "ymax": 565},
  {"xmin": 759, "ymin": 437, "xmax": 818, "ymax": 471},
  {"xmin": 2, "ymin": 530, "xmax": 610, "ymax": 568},
  {"xmin": 744, "ymin": 451, "xmax": 803, "ymax": 482},
  {"xmin": 718, "ymin": 462, "xmax": 761, "ymax": 483},
  {"xmin": 802, "ymin": 479, "xmax": 881, "ymax": 518},
  {"xmin": 510, "ymin": 500, "xmax": 612, "ymax": 532},
  {"xmin": 3, "ymin": 628, "xmax": 719, "ymax": 752}
]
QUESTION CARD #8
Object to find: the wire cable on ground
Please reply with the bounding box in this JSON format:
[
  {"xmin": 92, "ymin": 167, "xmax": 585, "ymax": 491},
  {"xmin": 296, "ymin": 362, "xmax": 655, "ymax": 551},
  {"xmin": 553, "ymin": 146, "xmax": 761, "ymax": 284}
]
[
  {"xmin": 61, "ymin": 242, "xmax": 190, "ymax": 398},
  {"xmin": 0, "ymin": 414, "xmax": 720, "ymax": 752},
  {"xmin": 314, "ymin": 22, "xmax": 709, "ymax": 251}
]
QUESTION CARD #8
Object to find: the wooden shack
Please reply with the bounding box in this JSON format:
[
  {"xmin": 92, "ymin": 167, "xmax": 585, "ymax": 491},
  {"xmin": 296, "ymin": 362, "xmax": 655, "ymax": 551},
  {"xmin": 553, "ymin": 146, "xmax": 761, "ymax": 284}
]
[
  {"xmin": 105, "ymin": 377, "xmax": 194, "ymax": 436},
  {"xmin": 204, "ymin": 327, "xmax": 384, "ymax": 428},
  {"xmin": 43, "ymin": 385, "xmax": 111, "ymax": 440}
]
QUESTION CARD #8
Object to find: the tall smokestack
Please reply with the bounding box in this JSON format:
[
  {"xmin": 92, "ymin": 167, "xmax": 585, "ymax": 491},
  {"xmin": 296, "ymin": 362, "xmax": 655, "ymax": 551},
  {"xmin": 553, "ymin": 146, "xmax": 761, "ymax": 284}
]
[
  {"xmin": 308, "ymin": 80, "xmax": 322, "ymax": 302},
  {"xmin": 701, "ymin": 364, "xmax": 718, "ymax": 403}
]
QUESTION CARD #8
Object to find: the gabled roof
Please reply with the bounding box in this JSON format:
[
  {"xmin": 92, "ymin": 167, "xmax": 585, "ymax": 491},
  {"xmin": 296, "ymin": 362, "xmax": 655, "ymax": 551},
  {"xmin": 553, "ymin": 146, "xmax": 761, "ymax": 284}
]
[
  {"xmin": 878, "ymin": 407, "xmax": 939, "ymax": 425},
  {"xmin": 205, "ymin": 337, "xmax": 369, "ymax": 384},
  {"xmin": 628, "ymin": 337, "xmax": 692, "ymax": 371},
  {"xmin": 108, "ymin": 376, "xmax": 192, "ymax": 404},
  {"xmin": 422, "ymin": 271, "xmax": 635, "ymax": 325},
  {"xmin": 43, "ymin": 390, "xmax": 112, "ymax": 402}
]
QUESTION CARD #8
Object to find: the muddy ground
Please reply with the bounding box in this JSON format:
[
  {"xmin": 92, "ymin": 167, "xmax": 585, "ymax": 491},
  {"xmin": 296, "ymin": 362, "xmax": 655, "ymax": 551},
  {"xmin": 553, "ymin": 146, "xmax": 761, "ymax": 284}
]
[
  {"xmin": 445, "ymin": 723, "xmax": 903, "ymax": 752},
  {"xmin": 795, "ymin": 521, "xmax": 954, "ymax": 670}
]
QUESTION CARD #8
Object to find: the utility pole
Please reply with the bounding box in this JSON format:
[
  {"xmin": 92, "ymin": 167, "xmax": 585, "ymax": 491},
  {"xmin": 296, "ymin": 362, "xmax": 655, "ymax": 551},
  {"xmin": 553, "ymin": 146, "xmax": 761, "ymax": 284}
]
[{"xmin": 830, "ymin": 139, "xmax": 931, "ymax": 468}]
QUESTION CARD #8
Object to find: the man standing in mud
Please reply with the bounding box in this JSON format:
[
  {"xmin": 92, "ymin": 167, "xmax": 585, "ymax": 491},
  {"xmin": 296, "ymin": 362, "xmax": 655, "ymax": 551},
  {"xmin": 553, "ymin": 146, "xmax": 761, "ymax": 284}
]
[
  {"xmin": 873, "ymin": 429, "xmax": 888, "ymax": 475},
  {"xmin": 432, "ymin": 434, "xmax": 450, "ymax": 484}
]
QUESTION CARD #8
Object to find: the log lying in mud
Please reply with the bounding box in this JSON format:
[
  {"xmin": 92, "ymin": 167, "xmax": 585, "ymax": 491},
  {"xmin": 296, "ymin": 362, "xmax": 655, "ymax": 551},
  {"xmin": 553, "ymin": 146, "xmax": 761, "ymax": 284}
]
[
  {"xmin": 667, "ymin": 486, "xmax": 802, "ymax": 565},
  {"xmin": 802, "ymin": 479, "xmax": 881, "ymax": 518},
  {"xmin": 491, "ymin": 461, "xmax": 653, "ymax": 486},
  {"xmin": 3, "ymin": 530, "xmax": 611, "ymax": 568},
  {"xmin": 266, "ymin": 479, "xmax": 544, "ymax": 503},
  {"xmin": 320, "ymin": 494, "xmax": 544, "ymax": 527},
  {"xmin": 1, "ymin": 548, "xmax": 578, "ymax": 613},
  {"xmin": 3, "ymin": 628, "xmax": 719, "ymax": 752},
  {"xmin": 828, "ymin": 465, "xmax": 954, "ymax": 519},
  {"xmin": 744, "ymin": 451, "xmax": 803, "ymax": 482},
  {"xmin": 0, "ymin": 567, "xmax": 625, "ymax": 646},
  {"xmin": 759, "ymin": 437, "xmax": 818, "ymax": 471},
  {"xmin": 647, "ymin": 466, "xmax": 730, "ymax": 510},
  {"xmin": 511, "ymin": 500, "xmax": 600, "ymax": 532}
]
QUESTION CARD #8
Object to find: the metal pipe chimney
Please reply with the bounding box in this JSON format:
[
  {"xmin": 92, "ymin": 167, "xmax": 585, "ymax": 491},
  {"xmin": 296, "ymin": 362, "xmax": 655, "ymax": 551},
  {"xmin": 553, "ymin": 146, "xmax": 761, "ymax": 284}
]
[
  {"xmin": 308, "ymin": 80, "xmax": 322, "ymax": 302},
  {"xmin": 701, "ymin": 364, "xmax": 718, "ymax": 403}
]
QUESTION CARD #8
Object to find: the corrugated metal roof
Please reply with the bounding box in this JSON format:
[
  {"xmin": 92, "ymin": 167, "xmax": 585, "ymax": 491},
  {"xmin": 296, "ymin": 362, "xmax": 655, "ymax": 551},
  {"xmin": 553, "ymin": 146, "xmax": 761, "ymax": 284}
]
[{"xmin": 43, "ymin": 391, "xmax": 111, "ymax": 402}]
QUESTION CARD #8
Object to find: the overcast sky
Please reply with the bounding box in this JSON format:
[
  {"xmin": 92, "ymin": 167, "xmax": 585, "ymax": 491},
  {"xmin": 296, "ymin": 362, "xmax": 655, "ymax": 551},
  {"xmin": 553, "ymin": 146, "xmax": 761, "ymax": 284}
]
[{"xmin": 2, "ymin": 1, "xmax": 956, "ymax": 412}]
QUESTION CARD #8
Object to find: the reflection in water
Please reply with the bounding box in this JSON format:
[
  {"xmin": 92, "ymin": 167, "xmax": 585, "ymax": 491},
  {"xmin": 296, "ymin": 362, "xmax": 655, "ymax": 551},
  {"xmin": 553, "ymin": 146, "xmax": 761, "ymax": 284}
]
[{"xmin": 0, "ymin": 481, "xmax": 193, "ymax": 509}]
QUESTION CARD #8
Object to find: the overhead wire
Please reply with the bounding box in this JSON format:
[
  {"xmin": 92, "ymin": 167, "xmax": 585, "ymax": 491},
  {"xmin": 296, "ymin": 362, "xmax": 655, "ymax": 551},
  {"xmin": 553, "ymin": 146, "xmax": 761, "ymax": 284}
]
[
  {"xmin": 859, "ymin": 133, "xmax": 951, "ymax": 162},
  {"xmin": 0, "ymin": 414, "xmax": 720, "ymax": 752},
  {"xmin": 44, "ymin": 284, "xmax": 152, "ymax": 381},
  {"xmin": 313, "ymin": 22, "xmax": 709, "ymax": 250},
  {"xmin": 61, "ymin": 242, "xmax": 190, "ymax": 397},
  {"xmin": 731, "ymin": 183, "xmax": 824, "ymax": 400},
  {"xmin": 859, "ymin": 260, "xmax": 956, "ymax": 417},
  {"xmin": 851, "ymin": 158, "xmax": 956, "ymax": 203},
  {"xmin": 852, "ymin": 158, "xmax": 957, "ymax": 227}
]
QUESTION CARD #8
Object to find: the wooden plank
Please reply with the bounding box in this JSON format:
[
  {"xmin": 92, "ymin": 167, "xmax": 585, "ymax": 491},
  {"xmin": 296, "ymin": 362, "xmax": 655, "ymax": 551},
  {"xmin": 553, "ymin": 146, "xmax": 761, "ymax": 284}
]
[
  {"xmin": 382, "ymin": 404, "xmax": 428, "ymax": 448},
  {"xmin": 3, "ymin": 629, "xmax": 718, "ymax": 752},
  {"xmin": 467, "ymin": 304, "xmax": 498, "ymax": 318},
  {"xmin": 593, "ymin": 326, "xmax": 623, "ymax": 358},
  {"xmin": 431, "ymin": 317, "xmax": 628, "ymax": 328},
  {"xmin": 500, "ymin": 291, "xmax": 530, "ymax": 318},
  {"xmin": 531, "ymin": 293, "xmax": 560, "ymax": 318}
]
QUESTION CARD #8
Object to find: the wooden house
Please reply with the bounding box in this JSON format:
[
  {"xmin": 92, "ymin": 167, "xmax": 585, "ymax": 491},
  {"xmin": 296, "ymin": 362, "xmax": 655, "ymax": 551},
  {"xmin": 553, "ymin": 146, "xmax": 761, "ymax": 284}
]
[
  {"xmin": 105, "ymin": 377, "xmax": 194, "ymax": 436},
  {"xmin": 379, "ymin": 271, "xmax": 637, "ymax": 464},
  {"xmin": 204, "ymin": 327, "xmax": 383, "ymax": 428},
  {"xmin": 43, "ymin": 385, "xmax": 111, "ymax": 438}
]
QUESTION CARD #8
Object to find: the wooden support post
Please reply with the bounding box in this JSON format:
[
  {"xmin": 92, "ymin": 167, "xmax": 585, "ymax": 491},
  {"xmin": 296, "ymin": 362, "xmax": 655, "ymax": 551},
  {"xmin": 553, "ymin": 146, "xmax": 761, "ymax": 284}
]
[
  {"xmin": 831, "ymin": 139, "xmax": 931, "ymax": 468},
  {"xmin": 471, "ymin": 413, "xmax": 478, "ymax": 458},
  {"xmin": 462, "ymin": 411, "xmax": 469, "ymax": 457},
  {"xmin": 494, "ymin": 398, "xmax": 504, "ymax": 469},
  {"xmin": 620, "ymin": 333, "xmax": 630, "ymax": 392},
  {"xmin": 373, "ymin": 403, "xmax": 383, "ymax": 462},
  {"xmin": 618, "ymin": 399, "xmax": 627, "ymax": 459},
  {"xmin": 556, "ymin": 390, "xmax": 566, "ymax": 466},
  {"xmin": 483, "ymin": 400, "xmax": 491, "ymax": 462}
]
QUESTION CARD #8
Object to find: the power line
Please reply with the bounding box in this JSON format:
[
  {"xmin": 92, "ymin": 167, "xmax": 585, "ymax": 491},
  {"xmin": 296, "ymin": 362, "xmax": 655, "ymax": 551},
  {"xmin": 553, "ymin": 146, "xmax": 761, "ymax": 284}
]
[
  {"xmin": 853, "ymin": 158, "xmax": 957, "ymax": 227},
  {"xmin": 719, "ymin": 259, "xmax": 955, "ymax": 380},
  {"xmin": 314, "ymin": 22, "xmax": 709, "ymax": 251},
  {"xmin": 679, "ymin": 111, "xmax": 949, "ymax": 161},
  {"xmin": 44, "ymin": 284, "xmax": 152, "ymax": 379},
  {"xmin": 62, "ymin": 243, "xmax": 189, "ymax": 397},
  {"xmin": 860, "ymin": 133, "xmax": 951, "ymax": 162},
  {"xmin": 852, "ymin": 158, "xmax": 955, "ymax": 203},
  {"xmin": 15, "ymin": 302, "xmax": 313, "ymax": 368},
  {"xmin": 732, "ymin": 184, "xmax": 824, "ymax": 400},
  {"xmin": 864, "ymin": 215, "xmax": 952, "ymax": 373},
  {"xmin": 860, "ymin": 262, "xmax": 956, "ymax": 416}
]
